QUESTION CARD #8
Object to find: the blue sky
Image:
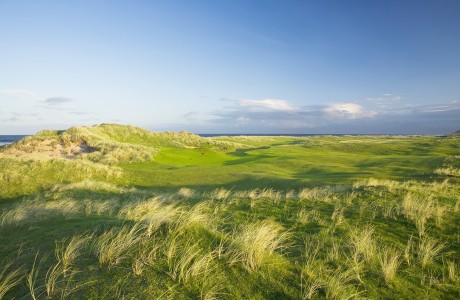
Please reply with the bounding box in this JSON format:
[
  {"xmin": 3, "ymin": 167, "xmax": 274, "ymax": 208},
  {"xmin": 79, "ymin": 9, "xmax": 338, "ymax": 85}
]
[{"xmin": 1, "ymin": 0, "xmax": 459, "ymax": 134}]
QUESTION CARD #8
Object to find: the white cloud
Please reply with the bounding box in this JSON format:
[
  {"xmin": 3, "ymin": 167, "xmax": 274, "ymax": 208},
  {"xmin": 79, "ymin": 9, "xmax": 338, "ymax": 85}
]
[
  {"xmin": 173, "ymin": 95, "xmax": 460, "ymax": 134},
  {"xmin": 417, "ymin": 101, "xmax": 460, "ymax": 113},
  {"xmin": 323, "ymin": 103, "xmax": 377, "ymax": 119},
  {"xmin": 236, "ymin": 116, "xmax": 250, "ymax": 125},
  {"xmin": 233, "ymin": 98, "xmax": 297, "ymax": 112}
]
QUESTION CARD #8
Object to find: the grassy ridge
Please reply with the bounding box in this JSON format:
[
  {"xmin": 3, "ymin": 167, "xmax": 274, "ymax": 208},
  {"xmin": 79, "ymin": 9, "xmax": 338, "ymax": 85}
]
[
  {"xmin": 0, "ymin": 124, "xmax": 239, "ymax": 166},
  {"xmin": 0, "ymin": 124, "xmax": 459, "ymax": 299}
]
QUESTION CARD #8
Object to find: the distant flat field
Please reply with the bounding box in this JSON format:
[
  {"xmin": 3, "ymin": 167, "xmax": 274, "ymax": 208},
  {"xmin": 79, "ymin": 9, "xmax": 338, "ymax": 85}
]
[{"xmin": 120, "ymin": 135, "xmax": 458, "ymax": 191}]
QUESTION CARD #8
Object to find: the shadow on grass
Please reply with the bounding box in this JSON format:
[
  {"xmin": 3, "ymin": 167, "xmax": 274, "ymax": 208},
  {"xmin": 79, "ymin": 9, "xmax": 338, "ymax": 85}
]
[
  {"xmin": 294, "ymin": 167, "xmax": 373, "ymax": 185},
  {"xmin": 224, "ymin": 146, "xmax": 277, "ymax": 166}
]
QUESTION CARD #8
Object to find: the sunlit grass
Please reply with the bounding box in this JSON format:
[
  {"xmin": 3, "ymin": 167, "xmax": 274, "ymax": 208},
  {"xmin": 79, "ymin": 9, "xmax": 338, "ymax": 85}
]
[
  {"xmin": 229, "ymin": 220, "xmax": 289, "ymax": 271},
  {"xmin": 94, "ymin": 224, "xmax": 144, "ymax": 267},
  {"xmin": 0, "ymin": 127, "xmax": 459, "ymax": 298},
  {"xmin": 0, "ymin": 262, "xmax": 23, "ymax": 299},
  {"xmin": 379, "ymin": 247, "xmax": 401, "ymax": 284}
]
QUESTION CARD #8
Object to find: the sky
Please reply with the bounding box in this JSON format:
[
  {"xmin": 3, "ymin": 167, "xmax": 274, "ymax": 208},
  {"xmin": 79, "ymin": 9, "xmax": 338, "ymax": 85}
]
[{"xmin": 1, "ymin": 0, "xmax": 459, "ymax": 134}]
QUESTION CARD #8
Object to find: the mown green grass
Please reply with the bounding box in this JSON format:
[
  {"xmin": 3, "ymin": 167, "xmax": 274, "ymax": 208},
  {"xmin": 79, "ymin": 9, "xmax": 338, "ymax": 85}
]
[
  {"xmin": 0, "ymin": 125, "xmax": 459, "ymax": 299},
  {"xmin": 122, "ymin": 135, "xmax": 456, "ymax": 191}
]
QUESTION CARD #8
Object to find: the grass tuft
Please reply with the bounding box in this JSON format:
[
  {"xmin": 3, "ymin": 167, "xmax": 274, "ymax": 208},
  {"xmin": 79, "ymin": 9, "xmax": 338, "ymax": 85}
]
[
  {"xmin": 177, "ymin": 187, "xmax": 196, "ymax": 199},
  {"xmin": 0, "ymin": 262, "xmax": 23, "ymax": 299},
  {"xmin": 230, "ymin": 220, "xmax": 289, "ymax": 271},
  {"xmin": 349, "ymin": 225, "xmax": 376, "ymax": 263},
  {"xmin": 379, "ymin": 247, "xmax": 401, "ymax": 284},
  {"xmin": 94, "ymin": 224, "xmax": 144, "ymax": 267},
  {"xmin": 417, "ymin": 236, "xmax": 445, "ymax": 268}
]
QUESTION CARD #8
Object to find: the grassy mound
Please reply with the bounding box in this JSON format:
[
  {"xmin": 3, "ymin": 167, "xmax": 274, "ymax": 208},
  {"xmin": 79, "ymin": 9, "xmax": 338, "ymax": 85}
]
[{"xmin": 0, "ymin": 124, "xmax": 237, "ymax": 165}]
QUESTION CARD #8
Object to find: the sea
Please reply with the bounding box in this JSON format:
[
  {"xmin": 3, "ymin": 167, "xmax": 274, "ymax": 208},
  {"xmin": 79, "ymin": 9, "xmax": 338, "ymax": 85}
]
[{"xmin": 0, "ymin": 135, "xmax": 28, "ymax": 146}]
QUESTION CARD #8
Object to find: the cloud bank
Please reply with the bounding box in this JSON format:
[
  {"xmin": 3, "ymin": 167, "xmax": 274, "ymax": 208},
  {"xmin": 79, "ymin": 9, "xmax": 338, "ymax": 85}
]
[
  {"xmin": 183, "ymin": 95, "xmax": 460, "ymax": 135},
  {"xmin": 323, "ymin": 103, "xmax": 377, "ymax": 119}
]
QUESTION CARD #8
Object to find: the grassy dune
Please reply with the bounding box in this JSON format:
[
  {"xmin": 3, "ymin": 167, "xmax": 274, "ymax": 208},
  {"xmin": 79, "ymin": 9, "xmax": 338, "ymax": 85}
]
[{"xmin": 0, "ymin": 124, "xmax": 459, "ymax": 299}]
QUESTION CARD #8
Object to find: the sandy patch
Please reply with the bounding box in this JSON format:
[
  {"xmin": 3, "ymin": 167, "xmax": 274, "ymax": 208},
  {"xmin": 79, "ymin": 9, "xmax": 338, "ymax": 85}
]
[{"xmin": 0, "ymin": 139, "xmax": 94, "ymax": 159}]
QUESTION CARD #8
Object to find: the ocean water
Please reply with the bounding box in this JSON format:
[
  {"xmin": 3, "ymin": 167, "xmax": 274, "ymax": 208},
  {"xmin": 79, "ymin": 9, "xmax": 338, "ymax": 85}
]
[{"xmin": 0, "ymin": 135, "xmax": 27, "ymax": 146}]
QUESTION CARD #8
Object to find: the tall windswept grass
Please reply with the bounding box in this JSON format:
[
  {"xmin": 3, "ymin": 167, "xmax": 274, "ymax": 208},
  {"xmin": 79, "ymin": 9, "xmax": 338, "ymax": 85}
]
[
  {"xmin": 166, "ymin": 238, "xmax": 215, "ymax": 284},
  {"xmin": 247, "ymin": 188, "xmax": 260, "ymax": 200},
  {"xmin": 331, "ymin": 206, "xmax": 346, "ymax": 226},
  {"xmin": 285, "ymin": 189, "xmax": 296, "ymax": 199},
  {"xmin": 118, "ymin": 196, "xmax": 202, "ymax": 236},
  {"xmin": 301, "ymin": 262, "xmax": 361, "ymax": 300},
  {"xmin": 132, "ymin": 237, "xmax": 162, "ymax": 276},
  {"xmin": 209, "ymin": 188, "xmax": 232, "ymax": 200},
  {"xmin": 45, "ymin": 261, "xmax": 64, "ymax": 298},
  {"xmin": 323, "ymin": 267, "xmax": 361, "ymax": 300},
  {"xmin": 231, "ymin": 188, "xmax": 285, "ymax": 201},
  {"xmin": 230, "ymin": 220, "xmax": 289, "ymax": 271},
  {"xmin": 350, "ymin": 226, "xmax": 377, "ymax": 262},
  {"xmin": 327, "ymin": 241, "xmax": 342, "ymax": 263},
  {"xmin": 401, "ymin": 193, "xmax": 442, "ymax": 236},
  {"xmin": 436, "ymin": 155, "xmax": 460, "ymax": 176},
  {"xmin": 0, "ymin": 157, "xmax": 123, "ymax": 198},
  {"xmin": 349, "ymin": 226, "xmax": 376, "ymax": 263},
  {"xmin": 353, "ymin": 178, "xmax": 400, "ymax": 192},
  {"xmin": 300, "ymin": 264, "xmax": 324, "ymax": 299},
  {"xmin": 404, "ymin": 235, "xmax": 414, "ymax": 266},
  {"xmin": 381, "ymin": 203, "xmax": 400, "ymax": 220},
  {"xmin": 258, "ymin": 188, "xmax": 282, "ymax": 203},
  {"xmin": 55, "ymin": 234, "xmax": 91, "ymax": 275},
  {"xmin": 24, "ymin": 250, "xmax": 81, "ymax": 300},
  {"xmin": 379, "ymin": 247, "xmax": 401, "ymax": 284},
  {"xmin": 298, "ymin": 187, "xmax": 333, "ymax": 201},
  {"xmin": 94, "ymin": 224, "xmax": 144, "ymax": 267},
  {"xmin": 417, "ymin": 236, "xmax": 445, "ymax": 268},
  {"xmin": 118, "ymin": 197, "xmax": 165, "ymax": 220},
  {"xmin": 1, "ymin": 195, "xmax": 125, "ymax": 226},
  {"xmin": 140, "ymin": 204, "xmax": 182, "ymax": 237},
  {"xmin": 0, "ymin": 262, "xmax": 23, "ymax": 299},
  {"xmin": 50, "ymin": 180, "xmax": 132, "ymax": 194},
  {"xmin": 44, "ymin": 234, "xmax": 94, "ymax": 299},
  {"xmin": 175, "ymin": 201, "xmax": 211, "ymax": 230},
  {"xmin": 297, "ymin": 208, "xmax": 321, "ymax": 224},
  {"xmin": 1, "ymin": 198, "xmax": 80, "ymax": 226},
  {"xmin": 434, "ymin": 167, "xmax": 460, "ymax": 177},
  {"xmin": 177, "ymin": 187, "xmax": 196, "ymax": 199},
  {"xmin": 446, "ymin": 261, "xmax": 459, "ymax": 282},
  {"xmin": 26, "ymin": 254, "xmax": 42, "ymax": 300}
]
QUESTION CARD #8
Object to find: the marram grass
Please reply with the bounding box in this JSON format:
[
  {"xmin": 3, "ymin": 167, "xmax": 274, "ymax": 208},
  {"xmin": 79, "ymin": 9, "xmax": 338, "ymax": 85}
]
[{"xmin": 0, "ymin": 125, "xmax": 459, "ymax": 299}]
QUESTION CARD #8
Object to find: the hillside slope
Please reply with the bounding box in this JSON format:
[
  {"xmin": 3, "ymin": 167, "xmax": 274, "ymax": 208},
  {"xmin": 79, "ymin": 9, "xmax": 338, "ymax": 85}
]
[{"xmin": 0, "ymin": 123, "xmax": 235, "ymax": 164}]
